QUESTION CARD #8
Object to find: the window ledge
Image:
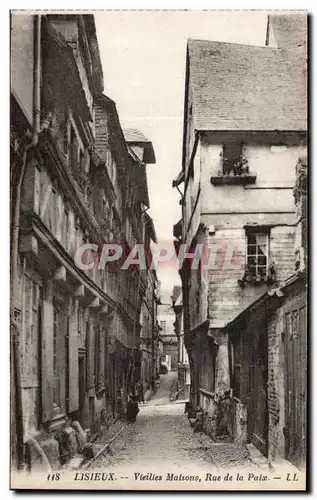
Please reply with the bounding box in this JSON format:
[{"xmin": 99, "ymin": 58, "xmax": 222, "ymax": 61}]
[
  {"xmin": 237, "ymin": 276, "xmax": 275, "ymax": 288},
  {"xmin": 210, "ymin": 174, "xmax": 257, "ymax": 186}
]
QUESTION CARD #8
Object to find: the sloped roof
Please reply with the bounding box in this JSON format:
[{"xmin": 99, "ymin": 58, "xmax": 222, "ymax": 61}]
[
  {"xmin": 124, "ymin": 128, "xmax": 150, "ymax": 143},
  {"xmin": 123, "ymin": 128, "xmax": 156, "ymax": 164},
  {"xmin": 267, "ymin": 13, "xmax": 307, "ymax": 49},
  {"xmin": 187, "ymin": 38, "xmax": 307, "ymax": 132}
]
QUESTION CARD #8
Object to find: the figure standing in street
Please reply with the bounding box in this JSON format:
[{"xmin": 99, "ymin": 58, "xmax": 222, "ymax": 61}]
[{"xmin": 126, "ymin": 393, "xmax": 140, "ymax": 422}]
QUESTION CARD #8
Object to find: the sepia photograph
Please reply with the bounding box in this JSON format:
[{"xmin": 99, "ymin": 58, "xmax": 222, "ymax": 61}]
[{"xmin": 10, "ymin": 9, "xmax": 307, "ymax": 490}]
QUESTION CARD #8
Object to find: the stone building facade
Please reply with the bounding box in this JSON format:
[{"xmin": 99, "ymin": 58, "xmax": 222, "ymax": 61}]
[
  {"xmin": 157, "ymin": 289, "xmax": 178, "ymax": 372},
  {"xmin": 140, "ymin": 267, "xmax": 161, "ymax": 396},
  {"xmin": 173, "ymin": 13, "xmax": 307, "ymax": 465},
  {"xmin": 10, "ymin": 13, "xmax": 157, "ymax": 470},
  {"xmin": 226, "ymin": 156, "xmax": 307, "ymax": 466},
  {"xmin": 172, "ymin": 286, "xmax": 190, "ymax": 400}
]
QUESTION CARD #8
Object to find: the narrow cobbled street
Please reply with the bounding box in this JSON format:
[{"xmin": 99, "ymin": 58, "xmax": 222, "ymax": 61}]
[{"xmin": 90, "ymin": 374, "xmax": 268, "ymax": 481}]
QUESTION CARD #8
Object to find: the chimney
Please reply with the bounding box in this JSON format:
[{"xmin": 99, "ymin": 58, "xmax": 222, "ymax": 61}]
[{"xmin": 293, "ymin": 156, "xmax": 307, "ymax": 273}]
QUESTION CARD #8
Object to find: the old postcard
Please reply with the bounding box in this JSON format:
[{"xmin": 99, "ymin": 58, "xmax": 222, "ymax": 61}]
[{"xmin": 10, "ymin": 9, "xmax": 307, "ymax": 491}]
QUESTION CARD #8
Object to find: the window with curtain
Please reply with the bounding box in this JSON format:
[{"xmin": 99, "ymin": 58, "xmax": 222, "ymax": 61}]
[{"xmin": 246, "ymin": 232, "xmax": 269, "ymax": 278}]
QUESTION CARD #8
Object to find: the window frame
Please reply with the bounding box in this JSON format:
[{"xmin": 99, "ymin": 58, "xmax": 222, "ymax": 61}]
[
  {"xmin": 222, "ymin": 142, "xmax": 243, "ymax": 175},
  {"xmin": 245, "ymin": 229, "xmax": 270, "ymax": 279}
]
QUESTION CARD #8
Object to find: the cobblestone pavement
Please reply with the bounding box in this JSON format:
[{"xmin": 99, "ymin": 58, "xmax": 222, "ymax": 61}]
[{"xmin": 91, "ymin": 402, "xmax": 259, "ymax": 474}]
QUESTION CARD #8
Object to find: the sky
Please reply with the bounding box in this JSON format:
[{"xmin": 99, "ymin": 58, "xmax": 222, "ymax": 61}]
[{"xmin": 95, "ymin": 10, "xmax": 268, "ymax": 292}]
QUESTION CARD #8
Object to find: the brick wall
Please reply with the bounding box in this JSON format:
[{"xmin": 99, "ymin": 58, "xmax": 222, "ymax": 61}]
[{"xmin": 270, "ymin": 226, "xmax": 296, "ymax": 282}]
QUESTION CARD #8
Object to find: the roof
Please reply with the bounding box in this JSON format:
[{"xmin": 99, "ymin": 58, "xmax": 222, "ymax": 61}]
[
  {"xmin": 123, "ymin": 128, "xmax": 156, "ymax": 164},
  {"xmin": 267, "ymin": 13, "xmax": 307, "ymax": 49},
  {"xmin": 124, "ymin": 128, "xmax": 150, "ymax": 143},
  {"xmin": 44, "ymin": 17, "xmax": 93, "ymax": 122},
  {"xmin": 186, "ymin": 38, "xmax": 307, "ymax": 132},
  {"xmin": 82, "ymin": 15, "xmax": 104, "ymax": 91}
]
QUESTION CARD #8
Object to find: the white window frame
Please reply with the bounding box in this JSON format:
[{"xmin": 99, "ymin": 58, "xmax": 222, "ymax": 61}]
[{"xmin": 245, "ymin": 231, "xmax": 269, "ymax": 278}]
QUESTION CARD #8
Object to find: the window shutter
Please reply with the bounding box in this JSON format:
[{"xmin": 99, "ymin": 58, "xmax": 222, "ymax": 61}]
[
  {"xmin": 41, "ymin": 300, "xmax": 54, "ymax": 422},
  {"xmin": 68, "ymin": 300, "xmax": 79, "ymax": 413}
]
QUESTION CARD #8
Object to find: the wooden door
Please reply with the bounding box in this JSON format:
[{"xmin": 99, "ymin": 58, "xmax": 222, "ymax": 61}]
[
  {"xmin": 284, "ymin": 292, "xmax": 307, "ymax": 467},
  {"xmin": 249, "ymin": 319, "xmax": 268, "ymax": 456}
]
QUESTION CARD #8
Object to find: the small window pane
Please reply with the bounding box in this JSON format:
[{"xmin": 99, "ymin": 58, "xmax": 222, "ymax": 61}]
[
  {"xmin": 257, "ymin": 245, "xmax": 267, "ymax": 257},
  {"xmin": 258, "ymin": 267, "xmax": 267, "ymax": 277},
  {"xmin": 255, "ymin": 234, "xmax": 267, "ymax": 246},
  {"xmin": 247, "ymin": 257, "xmax": 256, "ymax": 267},
  {"xmin": 248, "ymin": 234, "xmax": 256, "ymax": 245},
  {"xmin": 247, "ymin": 245, "xmax": 257, "ymax": 255},
  {"xmin": 258, "ymin": 255, "xmax": 267, "ymax": 266}
]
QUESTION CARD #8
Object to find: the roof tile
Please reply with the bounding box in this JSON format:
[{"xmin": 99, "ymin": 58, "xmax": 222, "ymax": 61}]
[
  {"xmin": 268, "ymin": 13, "xmax": 307, "ymax": 49},
  {"xmin": 187, "ymin": 38, "xmax": 307, "ymax": 132}
]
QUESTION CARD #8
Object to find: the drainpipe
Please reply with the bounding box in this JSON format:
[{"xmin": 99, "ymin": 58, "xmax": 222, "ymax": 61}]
[{"xmin": 11, "ymin": 14, "xmax": 42, "ymax": 470}]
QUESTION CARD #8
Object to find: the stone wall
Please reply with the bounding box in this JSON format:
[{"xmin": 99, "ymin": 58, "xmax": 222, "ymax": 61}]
[{"xmin": 204, "ymin": 224, "xmax": 296, "ymax": 329}]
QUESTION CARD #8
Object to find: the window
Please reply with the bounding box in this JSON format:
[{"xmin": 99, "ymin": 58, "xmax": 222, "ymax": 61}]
[
  {"xmin": 222, "ymin": 142, "xmax": 243, "ymax": 175},
  {"xmin": 246, "ymin": 232, "xmax": 269, "ymax": 278},
  {"xmin": 160, "ymin": 320, "xmax": 167, "ymax": 332}
]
